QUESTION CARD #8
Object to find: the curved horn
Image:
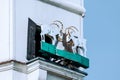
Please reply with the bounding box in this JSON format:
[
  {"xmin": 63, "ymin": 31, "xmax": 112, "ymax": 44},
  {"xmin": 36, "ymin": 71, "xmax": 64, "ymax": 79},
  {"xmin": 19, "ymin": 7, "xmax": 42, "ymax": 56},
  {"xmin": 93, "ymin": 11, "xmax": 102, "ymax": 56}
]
[
  {"xmin": 65, "ymin": 27, "xmax": 75, "ymax": 34},
  {"xmin": 68, "ymin": 29, "xmax": 71, "ymax": 38},
  {"xmin": 50, "ymin": 23, "xmax": 60, "ymax": 28},
  {"xmin": 68, "ymin": 26, "xmax": 79, "ymax": 32},
  {"xmin": 53, "ymin": 20, "xmax": 64, "ymax": 29},
  {"xmin": 64, "ymin": 28, "xmax": 75, "ymax": 39},
  {"xmin": 65, "ymin": 26, "xmax": 79, "ymax": 39}
]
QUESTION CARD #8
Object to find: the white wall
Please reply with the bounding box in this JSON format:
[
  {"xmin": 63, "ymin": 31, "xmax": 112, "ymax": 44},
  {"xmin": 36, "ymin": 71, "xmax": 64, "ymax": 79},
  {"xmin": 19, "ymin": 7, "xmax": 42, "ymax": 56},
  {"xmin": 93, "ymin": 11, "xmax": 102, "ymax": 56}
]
[
  {"xmin": 28, "ymin": 69, "xmax": 47, "ymax": 80},
  {"xmin": 15, "ymin": 0, "xmax": 83, "ymax": 62},
  {"xmin": 68, "ymin": 0, "xmax": 83, "ymax": 5},
  {"xmin": 0, "ymin": 70, "xmax": 26, "ymax": 80},
  {"xmin": 0, "ymin": 70, "xmax": 13, "ymax": 80},
  {"xmin": 0, "ymin": 0, "xmax": 85, "ymax": 62},
  {"xmin": 0, "ymin": 0, "xmax": 10, "ymax": 61},
  {"xmin": 13, "ymin": 71, "xmax": 27, "ymax": 80}
]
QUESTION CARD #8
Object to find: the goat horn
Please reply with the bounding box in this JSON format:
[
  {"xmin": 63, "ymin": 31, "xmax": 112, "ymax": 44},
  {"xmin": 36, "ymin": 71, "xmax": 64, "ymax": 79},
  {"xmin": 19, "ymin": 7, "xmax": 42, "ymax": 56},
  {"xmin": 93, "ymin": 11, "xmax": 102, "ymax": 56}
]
[
  {"xmin": 50, "ymin": 23, "xmax": 60, "ymax": 28},
  {"xmin": 65, "ymin": 28, "xmax": 74, "ymax": 38},
  {"xmin": 53, "ymin": 20, "xmax": 63, "ymax": 29},
  {"xmin": 68, "ymin": 26, "xmax": 79, "ymax": 31},
  {"xmin": 67, "ymin": 29, "xmax": 71, "ymax": 37},
  {"xmin": 65, "ymin": 27, "xmax": 75, "ymax": 33}
]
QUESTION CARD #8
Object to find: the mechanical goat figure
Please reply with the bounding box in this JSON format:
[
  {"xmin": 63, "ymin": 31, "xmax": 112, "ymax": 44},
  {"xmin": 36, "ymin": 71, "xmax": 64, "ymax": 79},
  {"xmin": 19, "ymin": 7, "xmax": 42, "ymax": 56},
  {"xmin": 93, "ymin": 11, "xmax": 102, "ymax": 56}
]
[
  {"xmin": 51, "ymin": 20, "xmax": 75, "ymax": 52},
  {"xmin": 67, "ymin": 27, "xmax": 86, "ymax": 57},
  {"xmin": 40, "ymin": 22, "xmax": 60, "ymax": 45},
  {"xmin": 40, "ymin": 21, "xmax": 86, "ymax": 69}
]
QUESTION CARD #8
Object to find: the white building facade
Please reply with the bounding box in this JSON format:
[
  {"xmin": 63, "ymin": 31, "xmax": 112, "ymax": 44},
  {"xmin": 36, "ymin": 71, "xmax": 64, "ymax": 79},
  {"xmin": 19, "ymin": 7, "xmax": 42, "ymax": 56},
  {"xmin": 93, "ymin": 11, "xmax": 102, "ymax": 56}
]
[{"xmin": 0, "ymin": 0, "xmax": 88, "ymax": 80}]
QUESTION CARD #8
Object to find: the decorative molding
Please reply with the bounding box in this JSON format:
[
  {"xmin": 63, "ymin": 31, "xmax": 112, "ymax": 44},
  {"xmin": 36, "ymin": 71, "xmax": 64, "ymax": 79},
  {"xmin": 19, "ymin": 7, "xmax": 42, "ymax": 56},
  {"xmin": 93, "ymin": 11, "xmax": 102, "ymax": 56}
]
[
  {"xmin": 39, "ymin": 0, "xmax": 86, "ymax": 16},
  {"xmin": 0, "ymin": 60, "xmax": 26, "ymax": 73},
  {"xmin": 0, "ymin": 58, "xmax": 87, "ymax": 79}
]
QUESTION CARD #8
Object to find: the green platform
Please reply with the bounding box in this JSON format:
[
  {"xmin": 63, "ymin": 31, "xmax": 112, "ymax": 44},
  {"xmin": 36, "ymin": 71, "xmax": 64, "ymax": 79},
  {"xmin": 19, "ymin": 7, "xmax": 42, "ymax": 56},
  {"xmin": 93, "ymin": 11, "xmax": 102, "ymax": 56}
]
[
  {"xmin": 40, "ymin": 41, "xmax": 56, "ymax": 55},
  {"xmin": 39, "ymin": 41, "xmax": 89, "ymax": 68}
]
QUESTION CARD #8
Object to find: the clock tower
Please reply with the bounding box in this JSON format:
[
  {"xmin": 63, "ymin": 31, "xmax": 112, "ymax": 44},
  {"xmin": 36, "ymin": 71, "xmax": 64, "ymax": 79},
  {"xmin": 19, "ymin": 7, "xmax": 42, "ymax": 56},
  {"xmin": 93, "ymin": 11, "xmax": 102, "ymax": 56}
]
[{"xmin": 0, "ymin": 0, "xmax": 89, "ymax": 80}]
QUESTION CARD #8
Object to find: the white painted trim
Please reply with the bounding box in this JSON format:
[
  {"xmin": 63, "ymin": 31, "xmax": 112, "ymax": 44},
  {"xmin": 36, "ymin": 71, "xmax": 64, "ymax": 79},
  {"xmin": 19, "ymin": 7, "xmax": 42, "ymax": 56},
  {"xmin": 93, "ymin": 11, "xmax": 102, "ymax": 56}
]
[
  {"xmin": 9, "ymin": 0, "xmax": 16, "ymax": 60},
  {"xmin": 0, "ymin": 61, "xmax": 26, "ymax": 73},
  {"xmin": 39, "ymin": 0, "xmax": 86, "ymax": 16},
  {"xmin": 27, "ymin": 59, "xmax": 87, "ymax": 79},
  {"xmin": 0, "ymin": 59, "xmax": 87, "ymax": 79},
  {"xmin": 0, "ymin": 63, "xmax": 13, "ymax": 72},
  {"xmin": 27, "ymin": 60, "xmax": 40, "ymax": 73}
]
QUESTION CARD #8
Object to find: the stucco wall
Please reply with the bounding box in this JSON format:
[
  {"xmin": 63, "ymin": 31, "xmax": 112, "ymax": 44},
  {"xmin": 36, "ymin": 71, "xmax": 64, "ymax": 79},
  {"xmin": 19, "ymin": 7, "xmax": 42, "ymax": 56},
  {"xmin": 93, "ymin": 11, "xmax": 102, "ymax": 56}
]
[
  {"xmin": 0, "ymin": 0, "xmax": 10, "ymax": 61},
  {"xmin": 0, "ymin": 0, "xmax": 85, "ymax": 62},
  {"xmin": 14, "ymin": 0, "xmax": 84, "ymax": 62}
]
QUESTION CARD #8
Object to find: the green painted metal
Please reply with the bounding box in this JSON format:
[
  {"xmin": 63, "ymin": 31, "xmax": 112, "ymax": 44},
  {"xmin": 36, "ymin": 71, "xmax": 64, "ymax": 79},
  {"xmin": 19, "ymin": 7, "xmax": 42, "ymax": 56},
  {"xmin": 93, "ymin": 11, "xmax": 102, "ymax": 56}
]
[
  {"xmin": 40, "ymin": 41, "xmax": 56, "ymax": 55},
  {"xmin": 39, "ymin": 41, "xmax": 89, "ymax": 68},
  {"xmin": 56, "ymin": 49, "xmax": 89, "ymax": 68}
]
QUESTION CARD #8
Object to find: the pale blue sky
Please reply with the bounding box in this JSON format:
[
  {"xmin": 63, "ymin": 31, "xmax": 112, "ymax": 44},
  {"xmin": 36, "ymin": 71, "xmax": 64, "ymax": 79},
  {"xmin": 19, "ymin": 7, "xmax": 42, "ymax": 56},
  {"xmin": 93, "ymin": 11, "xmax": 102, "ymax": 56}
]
[{"xmin": 84, "ymin": 0, "xmax": 120, "ymax": 80}]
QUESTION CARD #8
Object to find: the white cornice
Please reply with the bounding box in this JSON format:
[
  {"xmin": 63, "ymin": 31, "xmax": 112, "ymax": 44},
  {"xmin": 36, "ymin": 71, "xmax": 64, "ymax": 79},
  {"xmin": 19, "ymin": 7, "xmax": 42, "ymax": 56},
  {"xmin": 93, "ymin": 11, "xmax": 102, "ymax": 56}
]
[
  {"xmin": 39, "ymin": 0, "xmax": 86, "ymax": 16},
  {"xmin": 0, "ymin": 58, "xmax": 87, "ymax": 79},
  {"xmin": 0, "ymin": 60, "xmax": 26, "ymax": 73}
]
